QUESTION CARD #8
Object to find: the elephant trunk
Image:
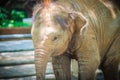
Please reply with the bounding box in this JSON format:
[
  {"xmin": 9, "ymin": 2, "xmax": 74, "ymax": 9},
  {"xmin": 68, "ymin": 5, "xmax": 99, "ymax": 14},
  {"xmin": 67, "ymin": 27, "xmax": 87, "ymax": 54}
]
[{"xmin": 34, "ymin": 48, "xmax": 51, "ymax": 80}]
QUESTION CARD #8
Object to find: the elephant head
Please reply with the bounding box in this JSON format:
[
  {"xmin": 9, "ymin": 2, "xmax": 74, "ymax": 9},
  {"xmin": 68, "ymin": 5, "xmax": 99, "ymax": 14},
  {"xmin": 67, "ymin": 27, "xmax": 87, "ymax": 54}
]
[{"xmin": 31, "ymin": 0, "xmax": 88, "ymax": 79}]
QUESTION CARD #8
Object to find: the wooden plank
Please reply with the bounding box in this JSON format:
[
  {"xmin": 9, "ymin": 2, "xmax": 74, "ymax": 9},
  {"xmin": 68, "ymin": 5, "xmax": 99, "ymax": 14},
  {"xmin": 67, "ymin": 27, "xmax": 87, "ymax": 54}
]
[
  {"xmin": 0, "ymin": 51, "xmax": 34, "ymax": 57},
  {"xmin": 0, "ymin": 28, "xmax": 31, "ymax": 35},
  {"xmin": 0, "ymin": 34, "xmax": 32, "ymax": 41},
  {"xmin": 5, "ymin": 75, "xmax": 55, "ymax": 80},
  {"xmin": 0, "ymin": 56, "xmax": 34, "ymax": 66},
  {"xmin": 0, "ymin": 51, "xmax": 34, "ymax": 66},
  {"xmin": 0, "ymin": 51, "xmax": 52, "ymax": 66},
  {"xmin": 0, "ymin": 34, "xmax": 31, "ymax": 39},
  {"xmin": 0, "ymin": 63, "xmax": 54, "ymax": 79},
  {"xmin": 0, "ymin": 75, "xmax": 78, "ymax": 80},
  {"xmin": 0, "ymin": 40, "xmax": 34, "ymax": 52},
  {"xmin": 0, "ymin": 64, "xmax": 35, "ymax": 78}
]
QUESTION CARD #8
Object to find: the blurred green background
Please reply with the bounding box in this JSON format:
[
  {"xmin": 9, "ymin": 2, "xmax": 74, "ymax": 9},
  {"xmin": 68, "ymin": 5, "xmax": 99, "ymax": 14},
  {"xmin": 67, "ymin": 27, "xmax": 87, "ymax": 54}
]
[
  {"xmin": 0, "ymin": 0, "xmax": 37, "ymax": 28},
  {"xmin": 0, "ymin": 7, "xmax": 31, "ymax": 28}
]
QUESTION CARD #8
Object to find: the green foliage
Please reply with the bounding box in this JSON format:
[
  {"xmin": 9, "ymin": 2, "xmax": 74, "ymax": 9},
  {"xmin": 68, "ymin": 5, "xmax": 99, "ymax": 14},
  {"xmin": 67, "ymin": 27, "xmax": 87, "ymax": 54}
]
[
  {"xmin": 0, "ymin": 7, "xmax": 8, "ymax": 20},
  {"xmin": 0, "ymin": 20, "xmax": 31, "ymax": 28},
  {"xmin": 11, "ymin": 9, "xmax": 26, "ymax": 21},
  {"xmin": 0, "ymin": 7, "xmax": 31, "ymax": 28}
]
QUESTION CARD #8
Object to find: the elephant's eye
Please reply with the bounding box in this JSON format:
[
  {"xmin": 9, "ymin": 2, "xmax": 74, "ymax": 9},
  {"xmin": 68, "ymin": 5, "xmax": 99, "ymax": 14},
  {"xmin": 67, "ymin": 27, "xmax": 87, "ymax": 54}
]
[
  {"xmin": 52, "ymin": 36, "xmax": 58, "ymax": 41},
  {"xmin": 52, "ymin": 35, "xmax": 61, "ymax": 42}
]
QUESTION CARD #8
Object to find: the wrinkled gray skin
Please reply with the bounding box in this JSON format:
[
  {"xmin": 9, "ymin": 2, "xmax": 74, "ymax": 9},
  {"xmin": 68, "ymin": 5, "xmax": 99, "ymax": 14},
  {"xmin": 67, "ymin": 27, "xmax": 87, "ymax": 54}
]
[{"xmin": 31, "ymin": 0, "xmax": 120, "ymax": 80}]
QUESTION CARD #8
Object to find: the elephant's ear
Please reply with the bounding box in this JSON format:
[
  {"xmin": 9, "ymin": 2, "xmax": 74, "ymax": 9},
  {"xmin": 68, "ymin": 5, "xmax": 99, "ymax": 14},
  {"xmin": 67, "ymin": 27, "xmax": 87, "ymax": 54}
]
[
  {"xmin": 69, "ymin": 12, "xmax": 88, "ymax": 35},
  {"xmin": 99, "ymin": 0, "xmax": 117, "ymax": 19}
]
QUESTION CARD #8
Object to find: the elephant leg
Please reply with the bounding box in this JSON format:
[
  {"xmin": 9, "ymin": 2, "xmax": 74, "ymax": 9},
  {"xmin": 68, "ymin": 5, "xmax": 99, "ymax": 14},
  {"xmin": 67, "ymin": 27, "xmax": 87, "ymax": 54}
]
[
  {"xmin": 101, "ymin": 51, "xmax": 119, "ymax": 80},
  {"xmin": 101, "ymin": 59, "xmax": 119, "ymax": 80},
  {"xmin": 77, "ymin": 47, "xmax": 100, "ymax": 79},
  {"xmin": 101, "ymin": 37, "xmax": 120, "ymax": 80},
  {"xmin": 77, "ymin": 58, "xmax": 99, "ymax": 80},
  {"xmin": 52, "ymin": 53, "xmax": 71, "ymax": 80}
]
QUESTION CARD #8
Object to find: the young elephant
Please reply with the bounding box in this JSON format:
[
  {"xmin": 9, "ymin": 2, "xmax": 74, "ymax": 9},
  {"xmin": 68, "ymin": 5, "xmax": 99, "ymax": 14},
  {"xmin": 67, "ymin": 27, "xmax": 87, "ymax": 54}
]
[{"xmin": 31, "ymin": 0, "xmax": 120, "ymax": 80}]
